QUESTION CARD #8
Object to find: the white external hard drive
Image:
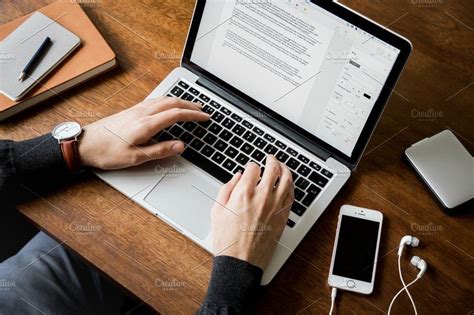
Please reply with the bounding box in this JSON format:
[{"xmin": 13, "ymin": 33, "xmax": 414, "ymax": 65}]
[{"xmin": 405, "ymin": 130, "xmax": 473, "ymax": 213}]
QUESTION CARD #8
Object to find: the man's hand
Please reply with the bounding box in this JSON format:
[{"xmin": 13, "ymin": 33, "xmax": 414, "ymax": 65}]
[
  {"xmin": 212, "ymin": 155, "xmax": 294, "ymax": 270},
  {"xmin": 78, "ymin": 97, "xmax": 210, "ymax": 169}
]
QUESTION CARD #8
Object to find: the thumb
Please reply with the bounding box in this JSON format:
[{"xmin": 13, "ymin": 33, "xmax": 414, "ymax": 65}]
[
  {"xmin": 212, "ymin": 171, "xmax": 242, "ymax": 222},
  {"xmin": 140, "ymin": 140, "xmax": 184, "ymax": 162}
]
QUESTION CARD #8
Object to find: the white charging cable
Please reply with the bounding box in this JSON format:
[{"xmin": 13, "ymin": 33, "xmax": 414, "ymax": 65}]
[{"xmin": 328, "ymin": 287, "xmax": 337, "ymax": 315}]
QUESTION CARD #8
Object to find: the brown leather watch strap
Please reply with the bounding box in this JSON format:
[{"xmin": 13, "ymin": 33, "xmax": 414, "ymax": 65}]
[{"xmin": 60, "ymin": 139, "xmax": 81, "ymax": 173}]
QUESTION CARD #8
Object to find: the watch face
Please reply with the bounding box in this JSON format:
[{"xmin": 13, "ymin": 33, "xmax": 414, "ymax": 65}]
[{"xmin": 52, "ymin": 122, "xmax": 82, "ymax": 140}]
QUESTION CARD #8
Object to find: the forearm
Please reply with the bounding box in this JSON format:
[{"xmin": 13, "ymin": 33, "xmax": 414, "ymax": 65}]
[
  {"xmin": 197, "ymin": 256, "xmax": 263, "ymax": 315},
  {"xmin": 0, "ymin": 134, "xmax": 68, "ymax": 201}
]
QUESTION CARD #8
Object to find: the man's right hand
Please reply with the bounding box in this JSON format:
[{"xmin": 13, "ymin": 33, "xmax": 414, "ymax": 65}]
[{"xmin": 211, "ymin": 155, "xmax": 294, "ymax": 270}]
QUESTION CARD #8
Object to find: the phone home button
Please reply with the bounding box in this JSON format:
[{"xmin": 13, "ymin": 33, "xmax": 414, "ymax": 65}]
[{"xmin": 346, "ymin": 280, "xmax": 356, "ymax": 288}]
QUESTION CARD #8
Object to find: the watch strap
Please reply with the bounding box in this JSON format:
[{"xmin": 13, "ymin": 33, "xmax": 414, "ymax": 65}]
[{"xmin": 60, "ymin": 139, "xmax": 81, "ymax": 173}]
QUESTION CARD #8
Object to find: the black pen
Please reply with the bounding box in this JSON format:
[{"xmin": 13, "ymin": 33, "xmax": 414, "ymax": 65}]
[{"xmin": 18, "ymin": 36, "xmax": 52, "ymax": 82}]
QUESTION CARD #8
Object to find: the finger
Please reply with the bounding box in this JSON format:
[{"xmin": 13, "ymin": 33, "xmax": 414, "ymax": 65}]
[
  {"xmin": 137, "ymin": 140, "xmax": 185, "ymax": 163},
  {"xmin": 275, "ymin": 163, "xmax": 293, "ymax": 204},
  {"xmin": 277, "ymin": 189, "xmax": 293, "ymax": 220},
  {"xmin": 235, "ymin": 162, "xmax": 261, "ymax": 190},
  {"xmin": 212, "ymin": 172, "xmax": 242, "ymax": 222},
  {"xmin": 259, "ymin": 155, "xmax": 281, "ymax": 190},
  {"xmin": 273, "ymin": 188, "xmax": 293, "ymax": 222},
  {"xmin": 215, "ymin": 171, "xmax": 242, "ymax": 205},
  {"xmin": 143, "ymin": 108, "xmax": 210, "ymax": 138},
  {"xmin": 137, "ymin": 96, "xmax": 167, "ymax": 109},
  {"xmin": 145, "ymin": 97, "xmax": 202, "ymax": 115},
  {"xmin": 283, "ymin": 190, "xmax": 294, "ymax": 213}
]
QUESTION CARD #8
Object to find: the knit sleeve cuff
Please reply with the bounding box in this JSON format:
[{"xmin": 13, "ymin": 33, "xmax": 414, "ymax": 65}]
[
  {"xmin": 12, "ymin": 134, "xmax": 67, "ymax": 176},
  {"xmin": 199, "ymin": 255, "xmax": 263, "ymax": 313}
]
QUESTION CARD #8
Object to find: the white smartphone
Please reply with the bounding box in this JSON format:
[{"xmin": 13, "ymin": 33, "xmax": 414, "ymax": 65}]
[{"xmin": 327, "ymin": 205, "xmax": 383, "ymax": 294}]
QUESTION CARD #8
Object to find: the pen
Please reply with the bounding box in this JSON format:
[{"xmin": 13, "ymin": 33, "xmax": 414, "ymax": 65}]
[{"xmin": 18, "ymin": 36, "xmax": 52, "ymax": 82}]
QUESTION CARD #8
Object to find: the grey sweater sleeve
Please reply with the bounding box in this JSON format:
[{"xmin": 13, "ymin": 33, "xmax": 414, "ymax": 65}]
[
  {"xmin": 0, "ymin": 134, "xmax": 67, "ymax": 198},
  {"xmin": 1, "ymin": 135, "xmax": 263, "ymax": 314},
  {"xmin": 11, "ymin": 134, "xmax": 66, "ymax": 175},
  {"xmin": 197, "ymin": 255, "xmax": 263, "ymax": 315}
]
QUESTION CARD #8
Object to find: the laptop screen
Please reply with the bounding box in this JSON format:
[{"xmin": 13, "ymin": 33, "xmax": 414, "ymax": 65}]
[{"xmin": 190, "ymin": 0, "xmax": 401, "ymax": 157}]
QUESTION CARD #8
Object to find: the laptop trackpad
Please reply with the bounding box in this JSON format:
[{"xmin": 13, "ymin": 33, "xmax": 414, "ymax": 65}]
[{"xmin": 143, "ymin": 161, "xmax": 220, "ymax": 240}]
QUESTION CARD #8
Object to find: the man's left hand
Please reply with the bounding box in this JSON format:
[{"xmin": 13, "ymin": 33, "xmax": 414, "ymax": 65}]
[{"xmin": 77, "ymin": 96, "xmax": 209, "ymax": 169}]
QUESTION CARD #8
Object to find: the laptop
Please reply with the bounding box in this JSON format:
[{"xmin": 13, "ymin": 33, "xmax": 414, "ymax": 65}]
[{"xmin": 96, "ymin": 0, "xmax": 411, "ymax": 284}]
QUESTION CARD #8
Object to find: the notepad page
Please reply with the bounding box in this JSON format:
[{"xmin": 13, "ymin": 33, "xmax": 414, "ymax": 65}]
[{"xmin": 0, "ymin": 12, "xmax": 80, "ymax": 101}]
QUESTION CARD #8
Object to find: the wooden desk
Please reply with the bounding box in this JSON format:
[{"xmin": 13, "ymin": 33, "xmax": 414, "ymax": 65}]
[{"xmin": 1, "ymin": 0, "xmax": 473, "ymax": 313}]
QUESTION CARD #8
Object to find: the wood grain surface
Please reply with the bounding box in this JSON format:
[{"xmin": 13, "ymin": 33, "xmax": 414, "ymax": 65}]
[{"xmin": 0, "ymin": 0, "xmax": 472, "ymax": 314}]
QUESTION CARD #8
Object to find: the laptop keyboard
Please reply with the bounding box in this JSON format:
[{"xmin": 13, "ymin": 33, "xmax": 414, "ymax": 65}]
[{"xmin": 155, "ymin": 80, "xmax": 334, "ymax": 228}]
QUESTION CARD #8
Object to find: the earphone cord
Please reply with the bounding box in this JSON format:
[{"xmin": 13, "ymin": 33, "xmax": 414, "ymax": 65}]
[
  {"xmin": 328, "ymin": 287, "xmax": 337, "ymax": 315},
  {"xmin": 388, "ymin": 276, "xmax": 419, "ymax": 314},
  {"xmin": 389, "ymin": 254, "xmax": 418, "ymax": 314},
  {"xmin": 398, "ymin": 254, "xmax": 418, "ymax": 314}
]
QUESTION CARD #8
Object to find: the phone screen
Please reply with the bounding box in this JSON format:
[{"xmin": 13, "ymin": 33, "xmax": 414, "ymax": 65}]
[{"xmin": 333, "ymin": 215, "xmax": 381, "ymax": 282}]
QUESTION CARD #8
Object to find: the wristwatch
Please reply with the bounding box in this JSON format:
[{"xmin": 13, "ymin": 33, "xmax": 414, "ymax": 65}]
[{"xmin": 52, "ymin": 121, "xmax": 83, "ymax": 172}]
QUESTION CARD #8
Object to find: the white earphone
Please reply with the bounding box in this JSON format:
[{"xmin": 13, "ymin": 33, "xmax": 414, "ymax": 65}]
[
  {"xmin": 411, "ymin": 255, "xmax": 428, "ymax": 278},
  {"xmin": 398, "ymin": 235, "xmax": 420, "ymax": 256},
  {"xmin": 388, "ymin": 235, "xmax": 428, "ymax": 315}
]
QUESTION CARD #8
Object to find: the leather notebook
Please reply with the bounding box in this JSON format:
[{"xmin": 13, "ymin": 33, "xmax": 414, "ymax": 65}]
[{"xmin": 0, "ymin": 0, "xmax": 117, "ymax": 121}]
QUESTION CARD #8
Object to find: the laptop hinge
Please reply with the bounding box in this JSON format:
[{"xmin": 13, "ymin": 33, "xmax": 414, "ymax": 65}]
[{"xmin": 196, "ymin": 76, "xmax": 332, "ymax": 162}]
